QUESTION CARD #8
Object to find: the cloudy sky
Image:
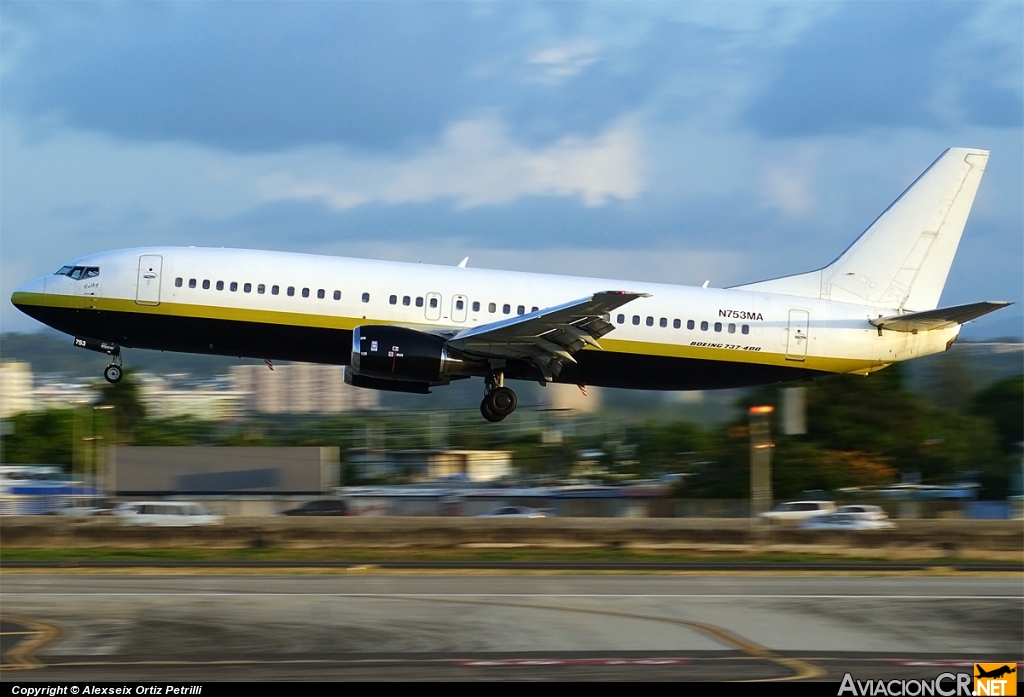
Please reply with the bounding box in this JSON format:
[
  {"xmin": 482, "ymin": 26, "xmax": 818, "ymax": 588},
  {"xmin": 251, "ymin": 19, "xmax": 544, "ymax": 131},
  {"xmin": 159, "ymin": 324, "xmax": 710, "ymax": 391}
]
[{"xmin": 2, "ymin": 1, "xmax": 1021, "ymax": 336}]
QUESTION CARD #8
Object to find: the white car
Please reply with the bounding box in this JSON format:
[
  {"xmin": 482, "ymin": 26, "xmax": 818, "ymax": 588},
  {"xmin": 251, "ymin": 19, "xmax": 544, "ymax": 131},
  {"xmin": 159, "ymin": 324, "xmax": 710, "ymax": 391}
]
[
  {"xmin": 800, "ymin": 512, "xmax": 896, "ymax": 531},
  {"xmin": 116, "ymin": 501, "xmax": 222, "ymax": 526},
  {"xmin": 836, "ymin": 504, "xmax": 889, "ymax": 520},
  {"xmin": 759, "ymin": 500, "xmax": 837, "ymax": 521}
]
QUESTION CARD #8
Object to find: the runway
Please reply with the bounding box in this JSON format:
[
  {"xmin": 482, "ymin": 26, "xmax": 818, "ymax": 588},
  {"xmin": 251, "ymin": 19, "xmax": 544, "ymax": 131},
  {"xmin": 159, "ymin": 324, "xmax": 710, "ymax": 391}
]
[{"xmin": 2, "ymin": 573, "xmax": 1021, "ymax": 681}]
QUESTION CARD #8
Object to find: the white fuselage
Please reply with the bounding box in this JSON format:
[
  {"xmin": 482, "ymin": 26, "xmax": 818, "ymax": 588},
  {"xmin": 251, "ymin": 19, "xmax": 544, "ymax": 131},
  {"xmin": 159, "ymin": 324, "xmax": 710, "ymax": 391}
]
[{"xmin": 13, "ymin": 246, "xmax": 959, "ymax": 390}]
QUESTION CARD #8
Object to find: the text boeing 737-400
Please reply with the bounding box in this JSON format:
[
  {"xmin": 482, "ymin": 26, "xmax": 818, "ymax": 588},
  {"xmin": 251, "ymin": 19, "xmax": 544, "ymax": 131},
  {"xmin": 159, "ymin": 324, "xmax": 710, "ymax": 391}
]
[{"xmin": 11, "ymin": 147, "xmax": 1012, "ymax": 421}]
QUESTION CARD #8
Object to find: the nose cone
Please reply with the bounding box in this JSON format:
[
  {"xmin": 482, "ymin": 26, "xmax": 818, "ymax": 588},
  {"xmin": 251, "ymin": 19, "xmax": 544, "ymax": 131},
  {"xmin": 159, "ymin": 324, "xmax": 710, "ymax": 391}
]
[{"xmin": 11, "ymin": 276, "xmax": 46, "ymax": 312}]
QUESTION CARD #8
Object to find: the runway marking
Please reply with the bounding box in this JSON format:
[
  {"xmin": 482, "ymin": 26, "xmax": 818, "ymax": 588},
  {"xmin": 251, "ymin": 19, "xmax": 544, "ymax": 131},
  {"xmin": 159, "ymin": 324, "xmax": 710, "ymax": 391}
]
[
  {"xmin": 0, "ymin": 616, "xmax": 61, "ymax": 670},
  {"xmin": 395, "ymin": 595, "xmax": 826, "ymax": 681}
]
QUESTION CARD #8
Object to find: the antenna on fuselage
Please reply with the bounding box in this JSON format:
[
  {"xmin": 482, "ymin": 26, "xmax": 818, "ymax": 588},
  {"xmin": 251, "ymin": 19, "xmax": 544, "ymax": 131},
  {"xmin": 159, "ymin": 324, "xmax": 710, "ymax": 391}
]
[
  {"xmin": 701, "ymin": 280, "xmax": 710, "ymax": 288},
  {"xmin": 457, "ymin": 257, "xmax": 469, "ymax": 268}
]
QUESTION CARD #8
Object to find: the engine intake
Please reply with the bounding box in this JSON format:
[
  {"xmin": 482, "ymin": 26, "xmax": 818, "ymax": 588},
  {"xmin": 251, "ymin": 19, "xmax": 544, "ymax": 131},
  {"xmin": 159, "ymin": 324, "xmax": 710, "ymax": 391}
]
[{"xmin": 350, "ymin": 326, "xmax": 463, "ymax": 384}]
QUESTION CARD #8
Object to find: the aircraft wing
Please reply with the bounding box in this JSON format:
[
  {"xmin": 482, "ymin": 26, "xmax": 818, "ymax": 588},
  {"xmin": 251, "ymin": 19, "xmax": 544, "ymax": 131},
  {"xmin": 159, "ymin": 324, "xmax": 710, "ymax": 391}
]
[
  {"xmin": 447, "ymin": 291, "xmax": 649, "ymax": 380},
  {"xmin": 869, "ymin": 300, "xmax": 1012, "ymax": 332}
]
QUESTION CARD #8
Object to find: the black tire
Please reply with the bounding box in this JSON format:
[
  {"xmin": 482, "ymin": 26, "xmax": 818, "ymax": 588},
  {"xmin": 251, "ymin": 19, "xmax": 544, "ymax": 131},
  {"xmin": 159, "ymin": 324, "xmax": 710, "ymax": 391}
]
[
  {"xmin": 480, "ymin": 398, "xmax": 505, "ymax": 422},
  {"xmin": 486, "ymin": 386, "xmax": 517, "ymax": 417},
  {"xmin": 104, "ymin": 364, "xmax": 123, "ymax": 384}
]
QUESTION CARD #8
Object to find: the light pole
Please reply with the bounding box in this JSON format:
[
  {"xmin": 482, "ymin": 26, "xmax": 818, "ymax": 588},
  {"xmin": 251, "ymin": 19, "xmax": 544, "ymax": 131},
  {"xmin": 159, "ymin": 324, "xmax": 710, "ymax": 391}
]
[
  {"xmin": 93, "ymin": 405, "xmax": 114, "ymax": 497},
  {"xmin": 749, "ymin": 405, "xmax": 774, "ymax": 527},
  {"xmin": 69, "ymin": 400, "xmax": 90, "ymax": 506}
]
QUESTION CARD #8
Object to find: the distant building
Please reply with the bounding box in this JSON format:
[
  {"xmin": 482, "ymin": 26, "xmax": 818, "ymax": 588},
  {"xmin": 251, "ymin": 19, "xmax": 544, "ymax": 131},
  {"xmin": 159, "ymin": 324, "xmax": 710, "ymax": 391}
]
[
  {"xmin": 136, "ymin": 374, "xmax": 246, "ymax": 421},
  {"xmin": 348, "ymin": 449, "xmax": 513, "ymax": 483},
  {"xmin": 112, "ymin": 446, "xmax": 340, "ymax": 495},
  {"xmin": 0, "ymin": 362, "xmax": 34, "ymax": 417},
  {"xmin": 541, "ymin": 382, "xmax": 602, "ymax": 413},
  {"xmin": 231, "ymin": 363, "xmax": 378, "ymax": 414}
]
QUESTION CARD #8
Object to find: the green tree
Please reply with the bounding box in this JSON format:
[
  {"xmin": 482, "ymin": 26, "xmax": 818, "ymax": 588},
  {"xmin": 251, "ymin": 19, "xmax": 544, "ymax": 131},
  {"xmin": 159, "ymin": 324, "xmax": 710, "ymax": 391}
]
[
  {"xmin": 95, "ymin": 371, "xmax": 146, "ymax": 437},
  {"xmin": 970, "ymin": 375, "xmax": 1023, "ymax": 452}
]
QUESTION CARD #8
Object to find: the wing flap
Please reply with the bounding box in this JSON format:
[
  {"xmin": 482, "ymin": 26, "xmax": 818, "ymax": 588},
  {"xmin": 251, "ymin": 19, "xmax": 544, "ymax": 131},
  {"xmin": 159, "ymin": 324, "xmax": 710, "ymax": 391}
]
[
  {"xmin": 449, "ymin": 290, "xmax": 648, "ymax": 378},
  {"xmin": 869, "ymin": 300, "xmax": 1011, "ymax": 332}
]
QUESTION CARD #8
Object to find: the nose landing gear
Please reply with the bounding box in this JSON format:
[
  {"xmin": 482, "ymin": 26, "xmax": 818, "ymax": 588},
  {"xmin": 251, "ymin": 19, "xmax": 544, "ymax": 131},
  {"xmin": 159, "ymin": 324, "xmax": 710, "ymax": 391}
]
[
  {"xmin": 73, "ymin": 336, "xmax": 124, "ymax": 384},
  {"xmin": 480, "ymin": 370, "xmax": 517, "ymax": 422}
]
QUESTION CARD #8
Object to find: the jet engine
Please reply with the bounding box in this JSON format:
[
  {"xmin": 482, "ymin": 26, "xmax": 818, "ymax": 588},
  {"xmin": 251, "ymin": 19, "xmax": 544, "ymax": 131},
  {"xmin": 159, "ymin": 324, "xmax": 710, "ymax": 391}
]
[{"xmin": 348, "ymin": 326, "xmax": 465, "ymax": 388}]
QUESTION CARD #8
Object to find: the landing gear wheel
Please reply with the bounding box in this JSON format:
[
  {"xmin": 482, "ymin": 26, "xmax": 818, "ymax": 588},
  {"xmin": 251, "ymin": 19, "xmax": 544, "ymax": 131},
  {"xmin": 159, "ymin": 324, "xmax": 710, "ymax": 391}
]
[
  {"xmin": 480, "ymin": 398, "xmax": 504, "ymax": 423},
  {"xmin": 103, "ymin": 364, "xmax": 123, "ymax": 384},
  {"xmin": 485, "ymin": 386, "xmax": 518, "ymax": 418}
]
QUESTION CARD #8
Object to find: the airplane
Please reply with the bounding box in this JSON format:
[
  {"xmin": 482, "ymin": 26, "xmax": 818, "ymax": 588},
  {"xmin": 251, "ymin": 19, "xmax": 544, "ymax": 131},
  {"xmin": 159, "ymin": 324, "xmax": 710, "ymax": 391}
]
[{"xmin": 10, "ymin": 147, "xmax": 1012, "ymax": 422}]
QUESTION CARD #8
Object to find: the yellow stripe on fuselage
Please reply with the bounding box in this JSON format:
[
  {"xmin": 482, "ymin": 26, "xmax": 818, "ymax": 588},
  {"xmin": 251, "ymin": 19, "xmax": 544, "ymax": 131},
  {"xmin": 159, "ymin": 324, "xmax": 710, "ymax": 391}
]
[{"xmin": 11, "ymin": 292, "xmax": 879, "ymax": 375}]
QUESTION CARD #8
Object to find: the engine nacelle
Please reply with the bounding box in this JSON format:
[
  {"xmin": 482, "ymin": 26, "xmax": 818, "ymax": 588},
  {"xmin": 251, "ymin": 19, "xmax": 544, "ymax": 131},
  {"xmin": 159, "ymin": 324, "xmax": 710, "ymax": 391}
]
[{"xmin": 350, "ymin": 325, "xmax": 463, "ymax": 384}]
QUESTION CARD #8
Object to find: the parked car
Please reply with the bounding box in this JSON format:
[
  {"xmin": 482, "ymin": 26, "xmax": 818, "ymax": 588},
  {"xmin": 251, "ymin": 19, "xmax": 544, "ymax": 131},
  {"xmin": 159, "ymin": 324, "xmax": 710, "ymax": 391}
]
[
  {"xmin": 280, "ymin": 499, "xmax": 349, "ymax": 516},
  {"xmin": 800, "ymin": 512, "xmax": 896, "ymax": 531},
  {"xmin": 759, "ymin": 500, "xmax": 837, "ymax": 522},
  {"xmin": 477, "ymin": 506, "xmax": 550, "ymax": 518},
  {"xmin": 115, "ymin": 501, "xmax": 222, "ymax": 526},
  {"xmin": 836, "ymin": 504, "xmax": 889, "ymax": 520}
]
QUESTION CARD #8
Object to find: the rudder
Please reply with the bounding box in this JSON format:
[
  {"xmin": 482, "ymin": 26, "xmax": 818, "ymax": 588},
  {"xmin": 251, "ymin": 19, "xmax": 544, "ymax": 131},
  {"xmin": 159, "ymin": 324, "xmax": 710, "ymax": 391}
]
[{"xmin": 735, "ymin": 148, "xmax": 989, "ymax": 311}]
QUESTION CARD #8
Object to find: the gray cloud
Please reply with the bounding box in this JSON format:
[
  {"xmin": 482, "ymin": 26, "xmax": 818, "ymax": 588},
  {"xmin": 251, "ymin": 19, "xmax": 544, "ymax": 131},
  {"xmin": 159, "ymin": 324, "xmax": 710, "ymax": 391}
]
[
  {"xmin": 744, "ymin": 2, "xmax": 1019, "ymax": 137},
  {"xmin": 3, "ymin": 2, "xmax": 685, "ymax": 153}
]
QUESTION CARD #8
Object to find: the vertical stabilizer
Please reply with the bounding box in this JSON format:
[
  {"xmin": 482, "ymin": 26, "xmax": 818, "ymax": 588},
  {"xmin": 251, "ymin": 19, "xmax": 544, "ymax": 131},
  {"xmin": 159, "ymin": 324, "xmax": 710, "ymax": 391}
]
[{"xmin": 735, "ymin": 148, "xmax": 989, "ymax": 311}]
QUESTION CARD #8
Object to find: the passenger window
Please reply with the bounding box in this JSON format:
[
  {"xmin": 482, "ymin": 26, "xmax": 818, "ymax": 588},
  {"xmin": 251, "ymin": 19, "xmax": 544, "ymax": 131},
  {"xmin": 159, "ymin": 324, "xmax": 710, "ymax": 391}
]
[
  {"xmin": 244, "ymin": 283, "xmax": 252, "ymax": 293},
  {"xmin": 517, "ymin": 305, "xmax": 524, "ymax": 315},
  {"xmin": 257, "ymin": 284, "xmax": 265, "ymax": 294},
  {"xmin": 472, "ymin": 301, "xmax": 480, "ymax": 312},
  {"xmin": 403, "ymin": 296, "xmax": 411, "ymax": 306},
  {"xmin": 632, "ymin": 315, "xmax": 640, "ymax": 325},
  {"xmin": 334, "ymin": 291, "xmax": 341, "ymax": 300},
  {"xmin": 362, "ymin": 293, "xmax": 370, "ymax": 303},
  {"xmin": 742, "ymin": 324, "xmax": 749, "ymax": 335},
  {"xmin": 532, "ymin": 306, "xmax": 538, "ymax": 312},
  {"xmin": 457, "ymin": 300, "xmax": 465, "ymax": 310},
  {"xmin": 659, "ymin": 318, "xmax": 667, "ymax": 328},
  {"xmin": 302, "ymin": 288, "xmax": 309, "ymax": 298},
  {"xmin": 416, "ymin": 297, "xmax": 424, "ymax": 307},
  {"xmin": 272, "ymin": 285, "xmax": 280, "ymax": 295},
  {"xmin": 714, "ymin": 322, "xmax": 722, "ymax": 332},
  {"xmin": 216, "ymin": 281, "xmax": 224, "ymax": 291},
  {"xmin": 687, "ymin": 320, "xmax": 695, "ymax": 330},
  {"xmin": 317, "ymin": 289, "xmax": 325, "ymax": 299},
  {"xmin": 287, "ymin": 286, "xmax": 295, "ymax": 296},
  {"xmin": 617, "ymin": 314, "xmax": 625, "ymax": 324},
  {"xmin": 488, "ymin": 302, "xmax": 496, "ymax": 313},
  {"xmin": 728, "ymin": 323, "xmax": 735, "ymax": 333},
  {"xmin": 189, "ymin": 279, "xmax": 197, "ymax": 289},
  {"xmin": 700, "ymin": 321, "xmax": 708, "ymax": 331},
  {"xmin": 429, "ymin": 297, "xmax": 438, "ymax": 308},
  {"xmin": 175, "ymin": 277, "xmax": 183, "ymax": 287},
  {"xmin": 646, "ymin": 316, "xmax": 654, "ymax": 327},
  {"xmin": 502, "ymin": 304, "xmax": 510, "ymax": 314},
  {"xmin": 673, "ymin": 319, "xmax": 680, "ymax": 329},
  {"xmin": 203, "ymin": 280, "xmax": 211, "ymax": 290},
  {"xmin": 229, "ymin": 282, "xmax": 238, "ymax": 292},
  {"xmin": 389, "ymin": 295, "xmax": 397, "ymax": 305}
]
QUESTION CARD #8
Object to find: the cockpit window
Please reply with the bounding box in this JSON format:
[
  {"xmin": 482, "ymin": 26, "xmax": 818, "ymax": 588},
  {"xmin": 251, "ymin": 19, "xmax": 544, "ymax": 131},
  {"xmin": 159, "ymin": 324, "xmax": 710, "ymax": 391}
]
[{"xmin": 55, "ymin": 266, "xmax": 99, "ymax": 280}]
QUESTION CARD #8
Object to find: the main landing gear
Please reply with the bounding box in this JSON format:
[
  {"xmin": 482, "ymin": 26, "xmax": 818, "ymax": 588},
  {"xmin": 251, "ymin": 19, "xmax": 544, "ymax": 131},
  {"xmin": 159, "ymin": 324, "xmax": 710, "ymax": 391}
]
[
  {"xmin": 103, "ymin": 363, "xmax": 123, "ymax": 384},
  {"xmin": 480, "ymin": 370, "xmax": 517, "ymax": 422}
]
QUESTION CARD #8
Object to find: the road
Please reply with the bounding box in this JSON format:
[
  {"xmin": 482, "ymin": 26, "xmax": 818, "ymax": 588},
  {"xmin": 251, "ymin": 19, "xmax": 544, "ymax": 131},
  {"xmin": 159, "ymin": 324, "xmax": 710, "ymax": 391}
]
[{"xmin": 2, "ymin": 573, "xmax": 1021, "ymax": 681}]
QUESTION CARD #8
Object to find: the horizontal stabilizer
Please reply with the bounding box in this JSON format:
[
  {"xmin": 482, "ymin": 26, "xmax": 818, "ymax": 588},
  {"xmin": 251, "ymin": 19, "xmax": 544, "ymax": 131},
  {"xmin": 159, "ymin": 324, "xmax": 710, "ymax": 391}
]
[{"xmin": 869, "ymin": 301, "xmax": 1012, "ymax": 333}]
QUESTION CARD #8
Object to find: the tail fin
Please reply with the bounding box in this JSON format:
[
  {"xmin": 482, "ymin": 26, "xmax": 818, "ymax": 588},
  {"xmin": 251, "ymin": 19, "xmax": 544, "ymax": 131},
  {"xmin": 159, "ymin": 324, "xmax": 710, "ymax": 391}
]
[{"xmin": 735, "ymin": 148, "xmax": 989, "ymax": 311}]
